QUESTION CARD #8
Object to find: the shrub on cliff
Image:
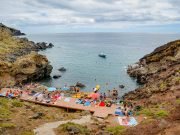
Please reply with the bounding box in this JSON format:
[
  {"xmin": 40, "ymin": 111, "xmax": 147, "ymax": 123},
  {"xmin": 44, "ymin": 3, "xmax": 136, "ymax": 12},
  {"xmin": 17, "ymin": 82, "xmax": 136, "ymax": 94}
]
[
  {"xmin": 106, "ymin": 126, "xmax": 126, "ymax": 135},
  {"xmin": 57, "ymin": 122, "xmax": 90, "ymax": 135}
]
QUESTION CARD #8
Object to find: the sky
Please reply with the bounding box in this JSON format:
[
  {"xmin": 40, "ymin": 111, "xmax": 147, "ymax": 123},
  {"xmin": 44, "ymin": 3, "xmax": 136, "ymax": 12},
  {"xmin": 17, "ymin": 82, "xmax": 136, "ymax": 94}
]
[{"xmin": 1, "ymin": 0, "xmax": 180, "ymax": 33}]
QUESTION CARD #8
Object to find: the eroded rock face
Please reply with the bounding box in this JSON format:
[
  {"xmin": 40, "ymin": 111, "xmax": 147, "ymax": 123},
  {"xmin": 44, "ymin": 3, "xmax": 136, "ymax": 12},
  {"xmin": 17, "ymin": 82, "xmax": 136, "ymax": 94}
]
[
  {"xmin": 0, "ymin": 24, "xmax": 53, "ymax": 88},
  {"xmin": 0, "ymin": 52, "xmax": 52, "ymax": 87},
  {"xmin": 124, "ymin": 40, "xmax": 180, "ymax": 101}
]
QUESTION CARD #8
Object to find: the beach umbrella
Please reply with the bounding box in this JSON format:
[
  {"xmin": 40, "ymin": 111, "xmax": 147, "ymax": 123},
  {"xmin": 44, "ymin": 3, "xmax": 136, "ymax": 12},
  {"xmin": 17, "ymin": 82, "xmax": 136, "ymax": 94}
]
[
  {"xmin": 90, "ymin": 93, "xmax": 100, "ymax": 99},
  {"xmin": 96, "ymin": 85, "xmax": 100, "ymax": 90},
  {"xmin": 48, "ymin": 87, "xmax": 56, "ymax": 92},
  {"xmin": 62, "ymin": 87, "xmax": 69, "ymax": 91}
]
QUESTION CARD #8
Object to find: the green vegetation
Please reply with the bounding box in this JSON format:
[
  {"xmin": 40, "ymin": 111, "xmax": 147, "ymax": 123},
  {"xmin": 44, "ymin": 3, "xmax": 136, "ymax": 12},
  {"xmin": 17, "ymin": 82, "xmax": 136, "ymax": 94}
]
[
  {"xmin": 0, "ymin": 98, "xmax": 12, "ymax": 118},
  {"xmin": 0, "ymin": 98, "xmax": 24, "ymax": 118},
  {"xmin": 11, "ymin": 100, "xmax": 24, "ymax": 107},
  {"xmin": 154, "ymin": 110, "xmax": 168, "ymax": 118},
  {"xmin": 137, "ymin": 108, "xmax": 154, "ymax": 117},
  {"xmin": 137, "ymin": 106, "xmax": 169, "ymax": 119},
  {"xmin": 57, "ymin": 122, "xmax": 90, "ymax": 135},
  {"xmin": 20, "ymin": 131, "xmax": 35, "ymax": 135},
  {"xmin": 106, "ymin": 126, "xmax": 126, "ymax": 135},
  {"xmin": 0, "ymin": 107, "xmax": 11, "ymax": 119},
  {"xmin": 0, "ymin": 27, "xmax": 29, "ymax": 60},
  {"xmin": 176, "ymin": 99, "xmax": 180, "ymax": 104},
  {"xmin": 0, "ymin": 123, "xmax": 16, "ymax": 129},
  {"xmin": 159, "ymin": 82, "xmax": 167, "ymax": 90}
]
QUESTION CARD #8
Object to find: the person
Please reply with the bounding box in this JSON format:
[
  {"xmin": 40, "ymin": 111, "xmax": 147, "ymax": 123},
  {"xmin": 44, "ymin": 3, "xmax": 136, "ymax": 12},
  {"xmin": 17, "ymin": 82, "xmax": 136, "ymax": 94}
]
[
  {"xmin": 60, "ymin": 92, "xmax": 64, "ymax": 98},
  {"xmin": 93, "ymin": 98, "xmax": 97, "ymax": 105},
  {"xmin": 107, "ymin": 90, "xmax": 111, "ymax": 98},
  {"xmin": 94, "ymin": 87, "xmax": 97, "ymax": 92},
  {"xmin": 19, "ymin": 91, "xmax": 23, "ymax": 97},
  {"xmin": 103, "ymin": 93, "xmax": 106, "ymax": 100},
  {"xmin": 112, "ymin": 88, "xmax": 117, "ymax": 100},
  {"xmin": 106, "ymin": 101, "xmax": 112, "ymax": 107},
  {"xmin": 128, "ymin": 103, "xmax": 134, "ymax": 115},
  {"xmin": 100, "ymin": 93, "xmax": 103, "ymax": 100}
]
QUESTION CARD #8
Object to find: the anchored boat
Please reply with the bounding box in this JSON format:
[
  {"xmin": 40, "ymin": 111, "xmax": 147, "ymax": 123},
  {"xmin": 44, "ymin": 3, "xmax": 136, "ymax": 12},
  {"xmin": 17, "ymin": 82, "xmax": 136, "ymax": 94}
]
[{"xmin": 98, "ymin": 53, "xmax": 106, "ymax": 58}]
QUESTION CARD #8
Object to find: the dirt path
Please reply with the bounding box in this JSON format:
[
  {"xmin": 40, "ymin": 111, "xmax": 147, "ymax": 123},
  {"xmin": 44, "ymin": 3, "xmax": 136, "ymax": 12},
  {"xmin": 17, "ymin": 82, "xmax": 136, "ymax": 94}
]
[{"xmin": 34, "ymin": 115, "xmax": 92, "ymax": 135}]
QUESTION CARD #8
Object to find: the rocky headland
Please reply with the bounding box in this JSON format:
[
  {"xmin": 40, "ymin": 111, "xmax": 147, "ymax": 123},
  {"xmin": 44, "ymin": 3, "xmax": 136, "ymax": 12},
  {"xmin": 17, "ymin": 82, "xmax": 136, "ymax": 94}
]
[
  {"xmin": 0, "ymin": 23, "xmax": 25, "ymax": 36},
  {"xmin": 125, "ymin": 40, "xmax": 180, "ymax": 102},
  {"xmin": 0, "ymin": 24, "xmax": 53, "ymax": 88},
  {"xmin": 122, "ymin": 40, "xmax": 180, "ymax": 135}
]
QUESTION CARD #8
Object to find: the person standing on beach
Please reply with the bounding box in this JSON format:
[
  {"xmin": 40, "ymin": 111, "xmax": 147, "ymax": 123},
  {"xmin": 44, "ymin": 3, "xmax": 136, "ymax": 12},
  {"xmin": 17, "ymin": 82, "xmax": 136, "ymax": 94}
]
[
  {"xmin": 107, "ymin": 90, "xmax": 111, "ymax": 98},
  {"xmin": 103, "ymin": 93, "xmax": 106, "ymax": 100},
  {"xmin": 112, "ymin": 88, "xmax": 118, "ymax": 101}
]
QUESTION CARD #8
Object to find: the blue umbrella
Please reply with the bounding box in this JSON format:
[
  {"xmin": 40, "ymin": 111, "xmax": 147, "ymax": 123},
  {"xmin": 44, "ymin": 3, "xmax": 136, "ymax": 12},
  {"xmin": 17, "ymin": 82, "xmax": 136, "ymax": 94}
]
[
  {"xmin": 62, "ymin": 87, "xmax": 69, "ymax": 91},
  {"xmin": 48, "ymin": 87, "xmax": 56, "ymax": 92}
]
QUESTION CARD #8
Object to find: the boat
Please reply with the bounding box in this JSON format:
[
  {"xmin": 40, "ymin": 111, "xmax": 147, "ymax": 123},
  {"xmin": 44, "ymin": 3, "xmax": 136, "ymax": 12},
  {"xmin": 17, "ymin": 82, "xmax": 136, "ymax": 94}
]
[{"xmin": 98, "ymin": 53, "xmax": 106, "ymax": 58}]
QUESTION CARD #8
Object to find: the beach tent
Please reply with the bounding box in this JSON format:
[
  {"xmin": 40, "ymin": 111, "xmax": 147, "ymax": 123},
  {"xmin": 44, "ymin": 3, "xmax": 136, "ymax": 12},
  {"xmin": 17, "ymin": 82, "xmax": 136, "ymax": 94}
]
[{"xmin": 48, "ymin": 87, "xmax": 56, "ymax": 92}]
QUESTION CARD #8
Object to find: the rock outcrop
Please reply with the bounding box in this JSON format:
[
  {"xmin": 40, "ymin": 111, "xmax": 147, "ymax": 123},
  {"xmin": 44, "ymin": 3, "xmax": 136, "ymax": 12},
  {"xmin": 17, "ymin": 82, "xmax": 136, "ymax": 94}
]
[
  {"xmin": 0, "ymin": 24, "xmax": 53, "ymax": 88},
  {"xmin": 76, "ymin": 82, "xmax": 86, "ymax": 88},
  {"xmin": 0, "ymin": 23, "xmax": 25, "ymax": 36},
  {"xmin": 58, "ymin": 67, "xmax": 67, "ymax": 72},
  {"xmin": 0, "ymin": 52, "xmax": 52, "ymax": 87},
  {"xmin": 124, "ymin": 40, "xmax": 180, "ymax": 102}
]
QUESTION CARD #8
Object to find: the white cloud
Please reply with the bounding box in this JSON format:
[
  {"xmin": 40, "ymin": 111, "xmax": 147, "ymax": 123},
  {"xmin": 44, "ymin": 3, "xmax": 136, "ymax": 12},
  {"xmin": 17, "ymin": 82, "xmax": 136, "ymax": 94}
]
[{"xmin": 0, "ymin": 0, "xmax": 180, "ymax": 30}]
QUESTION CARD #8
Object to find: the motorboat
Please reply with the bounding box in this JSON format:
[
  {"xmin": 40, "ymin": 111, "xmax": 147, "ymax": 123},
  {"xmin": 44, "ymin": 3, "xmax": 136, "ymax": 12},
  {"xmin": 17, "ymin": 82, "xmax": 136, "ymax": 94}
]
[{"xmin": 98, "ymin": 53, "xmax": 106, "ymax": 58}]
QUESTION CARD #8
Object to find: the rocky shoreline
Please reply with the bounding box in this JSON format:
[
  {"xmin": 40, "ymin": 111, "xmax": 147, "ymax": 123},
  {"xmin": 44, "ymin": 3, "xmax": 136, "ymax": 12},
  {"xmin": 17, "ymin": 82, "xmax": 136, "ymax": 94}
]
[
  {"xmin": 0, "ymin": 24, "xmax": 54, "ymax": 88},
  {"xmin": 124, "ymin": 40, "xmax": 180, "ymax": 103}
]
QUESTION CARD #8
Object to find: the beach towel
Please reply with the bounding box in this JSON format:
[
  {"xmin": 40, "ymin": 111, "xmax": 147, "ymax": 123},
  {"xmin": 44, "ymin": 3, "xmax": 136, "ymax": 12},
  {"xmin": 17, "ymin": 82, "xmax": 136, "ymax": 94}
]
[
  {"xmin": 99, "ymin": 101, "xmax": 105, "ymax": 107},
  {"xmin": 33, "ymin": 92, "xmax": 41, "ymax": 97},
  {"xmin": 118, "ymin": 117, "xmax": 138, "ymax": 126},
  {"xmin": 128, "ymin": 117, "xmax": 138, "ymax": 126},
  {"xmin": 0, "ymin": 92, "xmax": 6, "ymax": 97},
  {"xmin": 64, "ymin": 97, "xmax": 71, "ymax": 102},
  {"xmin": 84, "ymin": 101, "xmax": 91, "ymax": 106},
  {"xmin": 115, "ymin": 108, "xmax": 124, "ymax": 116},
  {"xmin": 118, "ymin": 117, "xmax": 128, "ymax": 126},
  {"xmin": 75, "ymin": 99, "xmax": 82, "ymax": 104}
]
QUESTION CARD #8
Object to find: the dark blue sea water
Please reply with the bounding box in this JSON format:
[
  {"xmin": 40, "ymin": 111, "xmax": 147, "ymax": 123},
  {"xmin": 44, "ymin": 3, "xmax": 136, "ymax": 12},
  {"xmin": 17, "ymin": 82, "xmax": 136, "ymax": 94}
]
[{"xmin": 27, "ymin": 33, "xmax": 180, "ymax": 96}]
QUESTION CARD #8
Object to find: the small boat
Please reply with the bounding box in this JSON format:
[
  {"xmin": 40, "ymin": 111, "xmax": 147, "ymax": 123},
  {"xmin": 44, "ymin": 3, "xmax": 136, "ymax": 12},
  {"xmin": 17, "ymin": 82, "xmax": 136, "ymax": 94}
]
[{"xmin": 98, "ymin": 53, "xmax": 106, "ymax": 58}]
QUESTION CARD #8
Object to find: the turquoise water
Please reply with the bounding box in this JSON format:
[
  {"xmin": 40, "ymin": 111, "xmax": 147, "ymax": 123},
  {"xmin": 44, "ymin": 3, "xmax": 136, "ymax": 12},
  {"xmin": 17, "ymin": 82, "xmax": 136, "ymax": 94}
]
[{"xmin": 27, "ymin": 33, "xmax": 180, "ymax": 96}]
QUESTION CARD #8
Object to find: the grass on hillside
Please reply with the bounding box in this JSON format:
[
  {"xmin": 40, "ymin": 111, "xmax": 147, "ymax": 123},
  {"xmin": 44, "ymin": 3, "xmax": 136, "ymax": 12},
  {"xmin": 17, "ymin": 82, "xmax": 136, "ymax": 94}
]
[{"xmin": 56, "ymin": 122, "xmax": 90, "ymax": 135}]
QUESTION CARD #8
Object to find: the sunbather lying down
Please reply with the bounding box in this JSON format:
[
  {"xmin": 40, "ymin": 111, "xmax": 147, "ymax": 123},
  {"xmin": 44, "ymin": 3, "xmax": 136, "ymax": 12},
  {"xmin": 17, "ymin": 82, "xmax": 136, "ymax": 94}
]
[{"xmin": 4, "ymin": 89, "xmax": 23, "ymax": 98}]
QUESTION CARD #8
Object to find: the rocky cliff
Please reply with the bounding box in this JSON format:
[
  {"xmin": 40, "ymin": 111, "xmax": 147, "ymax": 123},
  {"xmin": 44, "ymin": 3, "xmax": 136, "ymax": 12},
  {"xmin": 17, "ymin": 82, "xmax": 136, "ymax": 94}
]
[
  {"xmin": 0, "ymin": 23, "xmax": 25, "ymax": 36},
  {"xmin": 0, "ymin": 25, "xmax": 53, "ymax": 88},
  {"xmin": 124, "ymin": 40, "xmax": 180, "ymax": 103}
]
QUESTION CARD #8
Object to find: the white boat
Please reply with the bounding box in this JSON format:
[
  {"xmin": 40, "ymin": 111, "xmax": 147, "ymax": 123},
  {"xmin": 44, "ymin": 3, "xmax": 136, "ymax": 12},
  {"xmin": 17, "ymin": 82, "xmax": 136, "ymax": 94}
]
[{"xmin": 98, "ymin": 53, "xmax": 106, "ymax": 58}]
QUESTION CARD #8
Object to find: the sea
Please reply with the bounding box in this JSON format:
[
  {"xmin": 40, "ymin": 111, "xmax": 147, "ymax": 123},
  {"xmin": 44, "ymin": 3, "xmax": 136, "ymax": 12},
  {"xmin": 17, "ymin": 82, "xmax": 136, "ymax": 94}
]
[{"xmin": 26, "ymin": 32, "xmax": 180, "ymax": 96}]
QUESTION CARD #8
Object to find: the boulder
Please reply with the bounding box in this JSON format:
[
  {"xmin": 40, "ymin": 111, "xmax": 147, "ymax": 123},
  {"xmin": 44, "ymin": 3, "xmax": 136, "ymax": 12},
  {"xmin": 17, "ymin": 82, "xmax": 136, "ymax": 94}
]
[
  {"xmin": 2, "ymin": 52, "xmax": 53, "ymax": 86},
  {"xmin": 30, "ymin": 112, "xmax": 44, "ymax": 119},
  {"xmin": 35, "ymin": 42, "xmax": 54, "ymax": 50},
  {"xmin": 53, "ymin": 75, "xmax": 61, "ymax": 79},
  {"xmin": 76, "ymin": 82, "xmax": 86, "ymax": 88},
  {"xmin": 119, "ymin": 85, "xmax": 125, "ymax": 88},
  {"xmin": 67, "ymin": 126, "xmax": 80, "ymax": 134},
  {"xmin": 158, "ymin": 119, "xmax": 169, "ymax": 129},
  {"xmin": 36, "ymin": 42, "xmax": 47, "ymax": 50},
  {"xmin": 48, "ymin": 43, "xmax": 54, "ymax": 48},
  {"xmin": 58, "ymin": 67, "xmax": 66, "ymax": 72}
]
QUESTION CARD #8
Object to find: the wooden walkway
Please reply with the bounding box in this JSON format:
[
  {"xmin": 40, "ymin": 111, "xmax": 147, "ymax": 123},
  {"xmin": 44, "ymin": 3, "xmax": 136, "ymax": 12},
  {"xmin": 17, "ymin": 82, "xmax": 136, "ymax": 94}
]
[{"xmin": 0, "ymin": 88, "xmax": 117, "ymax": 118}]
